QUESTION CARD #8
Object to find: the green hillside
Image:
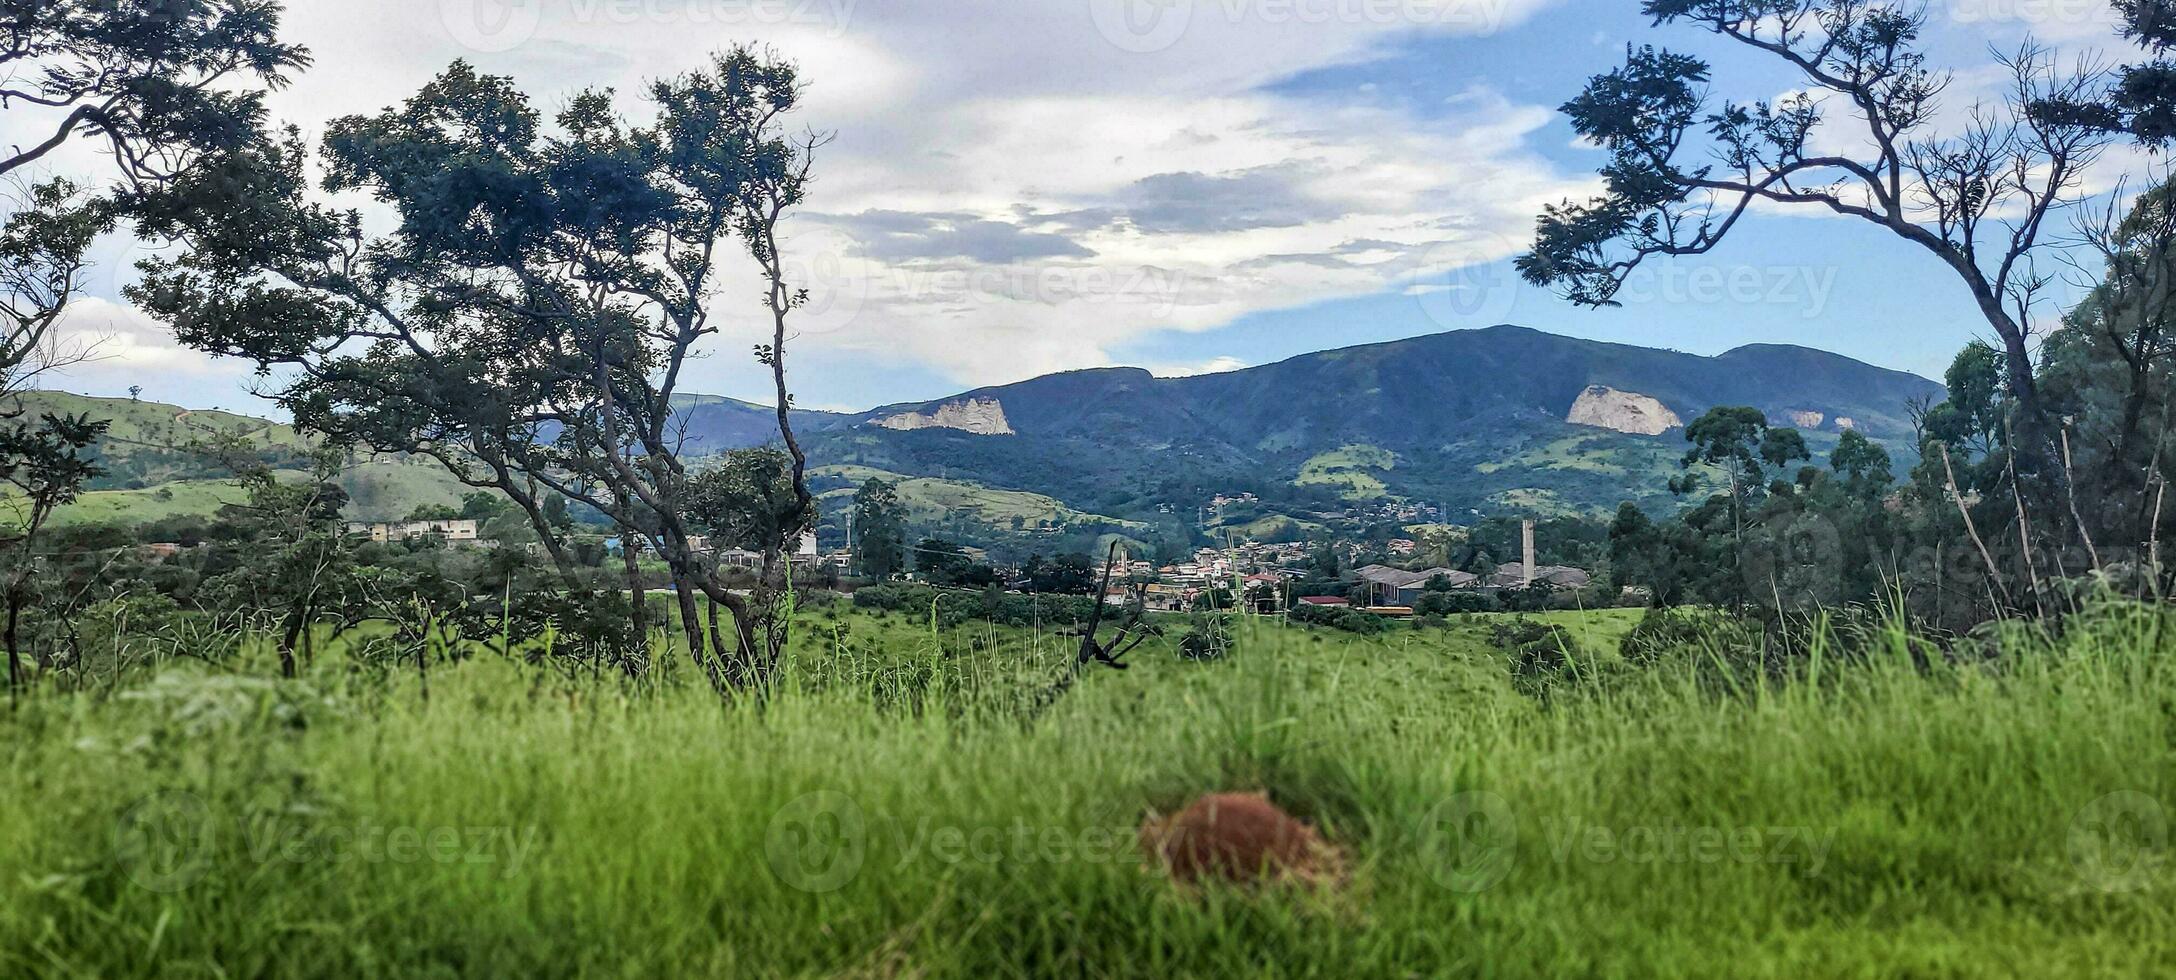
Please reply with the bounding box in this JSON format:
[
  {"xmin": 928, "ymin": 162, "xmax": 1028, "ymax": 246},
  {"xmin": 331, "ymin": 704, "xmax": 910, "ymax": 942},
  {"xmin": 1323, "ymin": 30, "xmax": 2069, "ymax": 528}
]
[
  {"xmin": 8, "ymin": 479, "xmax": 251, "ymax": 529},
  {"xmin": 11, "ymin": 390, "xmax": 305, "ymax": 448},
  {"xmin": 1, "ymin": 327, "xmax": 1943, "ymax": 537},
  {"xmin": 788, "ymin": 326, "xmax": 1941, "ymax": 526},
  {"xmin": 810, "ymin": 465, "xmax": 1145, "ymax": 531},
  {"xmin": 2, "ymin": 391, "xmax": 476, "ymax": 527}
]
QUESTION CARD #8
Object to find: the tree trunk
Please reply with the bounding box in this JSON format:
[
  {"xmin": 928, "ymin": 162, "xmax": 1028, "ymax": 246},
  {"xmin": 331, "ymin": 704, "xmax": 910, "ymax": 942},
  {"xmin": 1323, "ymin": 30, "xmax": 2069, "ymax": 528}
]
[
  {"xmin": 672, "ymin": 581, "xmax": 727, "ymax": 695},
  {"xmin": 277, "ymin": 604, "xmax": 304, "ymax": 679},
  {"xmin": 5, "ymin": 590, "xmax": 23, "ymax": 698},
  {"xmin": 623, "ymin": 540, "xmax": 649, "ymax": 648}
]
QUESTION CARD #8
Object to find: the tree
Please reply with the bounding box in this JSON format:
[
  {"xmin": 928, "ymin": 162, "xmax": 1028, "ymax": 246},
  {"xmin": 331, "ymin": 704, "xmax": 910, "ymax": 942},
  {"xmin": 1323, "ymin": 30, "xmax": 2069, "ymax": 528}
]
[
  {"xmin": 1025, "ymin": 552, "xmax": 1098, "ymax": 595},
  {"xmin": 2057, "ymin": 0, "xmax": 2176, "ymax": 144},
  {"xmin": 914, "ymin": 537, "xmax": 975, "ymax": 586},
  {"xmin": 852, "ymin": 479, "xmax": 907, "ymax": 579},
  {"xmin": 197, "ymin": 445, "xmax": 356, "ymax": 678},
  {"xmin": 1675, "ymin": 407, "xmax": 1769, "ymax": 506},
  {"xmin": 1672, "ymin": 406, "xmax": 1808, "ymax": 604},
  {"xmin": 132, "ymin": 48, "xmax": 828, "ymax": 691},
  {"xmin": 2037, "ymin": 176, "xmax": 2176, "ymax": 559},
  {"xmin": 0, "ymin": 183, "xmax": 99, "ymax": 383},
  {"xmin": 0, "ymin": 0, "xmax": 307, "ymax": 183},
  {"xmin": 1520, "ymin": 0, "xmax": 2111, "ymax": 456},
  {"xmin": 0, "ymin": 0, "xmax": 299, "ymax": 690},
  {"xmin": 1830, "ymin": 429, "xmax": 1894, "ymax": 502},
  {"xmin": 1310, "ymin": 541, "xmax": 1341, "ymax": 579},
  {"xmin": 1618, "ymin": 500, "xmax": 1662, "ymax": 601},
  {"xmin": 0, "ymin": 410, "xmax": 105, "ymax": 693},
  {"xmin": 683, "ymin": 447, "xmax": 814, "ymax": 674},
  {"xmin": 0, "ymin": 178, "xmax": 110, "ymax": 422}
]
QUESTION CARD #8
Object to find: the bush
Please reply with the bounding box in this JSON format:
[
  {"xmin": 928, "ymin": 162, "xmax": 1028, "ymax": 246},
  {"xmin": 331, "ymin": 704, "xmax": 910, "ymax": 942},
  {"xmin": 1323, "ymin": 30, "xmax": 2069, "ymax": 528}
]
[
  {"xmin": 1619, "ymin": 607, "xmax": 1761, "ymax": 667},
  {"xmin": 1288, "ymin": 601, "xmax": 1388, "ymax": 634},
  {"xmin": 851, "ymin": 583, "xmax": 1104, "ymax": 631},
  {"xmin": 1616, "ymin": 606, "xmax": 1780, "ymax": 693},
  {"xmin": 1178, "ymin": 614, "xmax": 1233, "ymax": 661},
  {"xmin": 1496, "ymin": 584, "xmax": 1556, "ymax": 612},
  {"xmin": 1414, "ymin": 590, "xmax": 1498, "ymax": 615}
]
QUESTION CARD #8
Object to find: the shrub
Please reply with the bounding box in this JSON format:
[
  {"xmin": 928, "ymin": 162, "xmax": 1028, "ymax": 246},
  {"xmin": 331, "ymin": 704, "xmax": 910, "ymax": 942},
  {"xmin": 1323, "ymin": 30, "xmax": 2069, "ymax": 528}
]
[
  {"xmin": 1415, "ymin": 590, "xmax": 1498, "ymax": 615},
  {"xmin": 851, "ymin": 583, "xmax": 1103, "ymax": 631},
  {"xmin": 1178, "ymin": 614, "xmax": 1233, "ymax": 661},
  {"xmin": 1287, "ymin": 601, "xmax": 1388, "ymax": 634},
  {"xmin": 1619, "ymin": 607, "xmax": 1761, "ymax": 667}
]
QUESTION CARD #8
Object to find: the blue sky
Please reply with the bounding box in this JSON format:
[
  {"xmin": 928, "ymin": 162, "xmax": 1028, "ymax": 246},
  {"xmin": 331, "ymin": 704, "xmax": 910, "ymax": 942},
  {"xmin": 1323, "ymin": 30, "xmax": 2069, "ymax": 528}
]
[{"xmin": 12, "ymin": 0, "xmax": 2139, "ymax": 412}]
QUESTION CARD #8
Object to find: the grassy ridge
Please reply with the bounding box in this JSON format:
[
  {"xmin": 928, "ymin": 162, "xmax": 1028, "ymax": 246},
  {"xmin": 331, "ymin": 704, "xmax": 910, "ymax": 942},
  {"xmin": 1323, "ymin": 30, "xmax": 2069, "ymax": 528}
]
[
  {"xmin": 0, "ymin": 392, "xmax": 487, "ymax": 526},
  {"xmin": 812, "ymin": 464, "xmax": 1147, "ymax": 531},
  {"xmin": 1, "ymin": 605, "xmax": 2170, "ymax": 977}
]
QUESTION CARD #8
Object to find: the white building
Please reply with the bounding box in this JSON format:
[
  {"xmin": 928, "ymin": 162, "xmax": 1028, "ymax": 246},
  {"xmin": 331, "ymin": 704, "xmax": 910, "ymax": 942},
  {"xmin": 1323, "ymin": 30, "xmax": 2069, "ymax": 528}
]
[{"xmin": 346, "ymin": 519, "xmax": 481, "ymax": 544}]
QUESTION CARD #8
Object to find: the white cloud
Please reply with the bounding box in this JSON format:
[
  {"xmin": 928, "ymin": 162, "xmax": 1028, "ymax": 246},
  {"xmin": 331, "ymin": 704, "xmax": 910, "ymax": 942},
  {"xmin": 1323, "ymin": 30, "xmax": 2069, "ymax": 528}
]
[
  {"xmin": 38, "ymin": 298, "xmax": 253, "ymax": 400},
  {"xmin": 1149, "ymin": 355, "xmax": 1252, "ymax": 377},
  {"xmin": 111, "ymin": 0, "xmax": 1576, "ymax": 398},
  {"xmin": 1, "ymin": 0, "xmax": 2153, "ymax": 408}
]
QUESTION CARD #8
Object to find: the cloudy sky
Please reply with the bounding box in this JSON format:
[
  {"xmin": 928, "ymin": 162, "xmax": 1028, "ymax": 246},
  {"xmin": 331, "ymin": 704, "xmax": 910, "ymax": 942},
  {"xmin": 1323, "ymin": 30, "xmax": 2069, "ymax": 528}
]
[{"xmin": 15, "ymin": 0, "xmax": 2150, "ymax": 411}]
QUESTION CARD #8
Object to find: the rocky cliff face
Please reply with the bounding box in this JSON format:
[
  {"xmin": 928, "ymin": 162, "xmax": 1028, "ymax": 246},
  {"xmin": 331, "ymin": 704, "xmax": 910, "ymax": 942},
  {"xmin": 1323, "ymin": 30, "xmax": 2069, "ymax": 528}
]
[
  {"xmin": 870, "ymin": 397, "xmax": 1014, "ymax": 435},
  {"xmin": 1565, "ymin": 386, "xmax": 1682, "ymax": 436}
]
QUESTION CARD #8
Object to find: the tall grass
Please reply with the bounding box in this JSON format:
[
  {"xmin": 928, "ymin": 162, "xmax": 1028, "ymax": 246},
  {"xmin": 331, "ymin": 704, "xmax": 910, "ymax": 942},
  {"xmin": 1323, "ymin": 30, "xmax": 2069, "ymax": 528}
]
[{"xmin": 1, "ymin": 602, "xmax": 2170, "ymax": 977}]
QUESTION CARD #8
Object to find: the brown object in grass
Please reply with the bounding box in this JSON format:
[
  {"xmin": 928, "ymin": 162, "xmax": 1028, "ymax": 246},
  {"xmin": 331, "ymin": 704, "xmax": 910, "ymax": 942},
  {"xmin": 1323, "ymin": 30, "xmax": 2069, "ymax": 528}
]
[{"xmin": 1139, "ymin": 791, "xmax": 1336, "ymax": 885}]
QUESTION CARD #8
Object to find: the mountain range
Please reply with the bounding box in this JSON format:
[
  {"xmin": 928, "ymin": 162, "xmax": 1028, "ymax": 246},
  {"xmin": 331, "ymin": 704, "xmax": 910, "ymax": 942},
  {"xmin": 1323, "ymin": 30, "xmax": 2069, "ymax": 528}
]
[
  {"xmin": 675, "ymin": 325, "xmax": 1944, "ymax": 528},
  {"xmin": 16, "ymin": 326, "xmax": 1945, "ymax": 541}
]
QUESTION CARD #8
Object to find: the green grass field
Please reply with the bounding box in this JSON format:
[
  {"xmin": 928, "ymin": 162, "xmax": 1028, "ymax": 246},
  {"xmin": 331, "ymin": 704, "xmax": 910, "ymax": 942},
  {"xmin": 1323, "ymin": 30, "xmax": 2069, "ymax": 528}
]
[
  {"xmin": 16, "ymin": 478, "xmax": 255, "ymax": 528},
  {"xmin": 1294, "ymin": 444, "xmax": 1396, "ymax": 501},
  {"xmin": 2, "ymin": 603, "xmax": 2171, "ymax": 977}
]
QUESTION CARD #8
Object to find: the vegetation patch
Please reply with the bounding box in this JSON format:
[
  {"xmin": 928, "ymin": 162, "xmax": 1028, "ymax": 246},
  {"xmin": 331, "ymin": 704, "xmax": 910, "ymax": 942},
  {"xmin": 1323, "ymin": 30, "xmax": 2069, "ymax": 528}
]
[{"xmin": 1295, "ymin": 444, "xmax": 1396, "ymax": 501}]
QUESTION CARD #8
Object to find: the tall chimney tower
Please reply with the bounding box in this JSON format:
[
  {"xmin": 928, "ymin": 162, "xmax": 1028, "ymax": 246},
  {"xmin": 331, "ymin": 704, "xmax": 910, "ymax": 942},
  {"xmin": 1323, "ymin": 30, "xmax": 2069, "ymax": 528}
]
[{"xmin": 1521, "ymin": 519, "xmax": 1536, "ymax": 588}]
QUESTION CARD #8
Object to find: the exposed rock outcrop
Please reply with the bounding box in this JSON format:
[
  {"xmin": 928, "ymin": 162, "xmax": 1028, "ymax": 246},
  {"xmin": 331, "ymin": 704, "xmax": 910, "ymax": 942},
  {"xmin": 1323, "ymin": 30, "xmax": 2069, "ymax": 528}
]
[
  {"xmin": 1566, "ymin": 386, "xmax": 1682, "ymax": 436},
  {"xmin": 1834, "ymin": 417, "xmax": 1856, "ymax": 430},
  {"xmin": 870, "ymin": 398, "xmax": 1014, "ymax": 435},
  {"xmin": 1789, "ymin": 410, "xmax": 1825, "ymax": 429}
]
